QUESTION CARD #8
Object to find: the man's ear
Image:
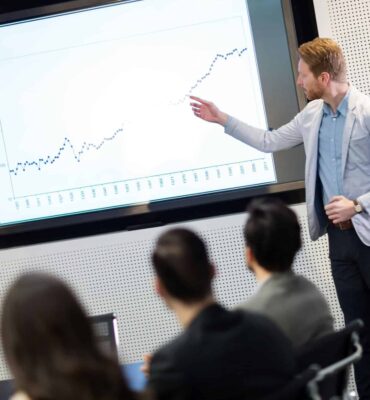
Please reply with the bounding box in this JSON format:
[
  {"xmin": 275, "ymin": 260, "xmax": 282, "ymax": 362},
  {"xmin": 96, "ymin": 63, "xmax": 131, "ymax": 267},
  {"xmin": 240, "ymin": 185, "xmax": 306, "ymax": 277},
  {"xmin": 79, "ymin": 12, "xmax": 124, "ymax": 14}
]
[
  {"xmin": 210, "ymin": 263, "xmax": 216, "ymax": 279},
  {"xmin": 155, "ymin": 276, "xmax": 165, "ymax": 298},
  {"xmin": 245, "ymin": 246, "xmax": 254, "ymax": 266},
  {"xmin": 319, "ymin": 71, "xmax": 330, "ymax": 86}
]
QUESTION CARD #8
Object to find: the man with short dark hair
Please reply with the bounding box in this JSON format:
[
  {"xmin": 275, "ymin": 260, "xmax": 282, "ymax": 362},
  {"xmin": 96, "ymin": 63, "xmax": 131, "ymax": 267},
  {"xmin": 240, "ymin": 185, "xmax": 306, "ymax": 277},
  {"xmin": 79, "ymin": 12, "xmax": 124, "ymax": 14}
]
[
  {"xmin": 148, "ymin": 228, "xmax": 295, "ymax": 400},
  {"xmin": 238, "ymin": 198, "xmax": 333, "ymax": 348}
]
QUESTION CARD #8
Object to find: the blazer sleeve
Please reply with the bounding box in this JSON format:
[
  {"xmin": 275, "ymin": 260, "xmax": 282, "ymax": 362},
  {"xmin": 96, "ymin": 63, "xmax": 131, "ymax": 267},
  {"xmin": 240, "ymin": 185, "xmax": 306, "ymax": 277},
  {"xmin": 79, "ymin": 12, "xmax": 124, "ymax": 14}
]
[
  {"xmin": 148, "ymin": 350, "xmax": 188, "ymax": 400},
  {"xmin": 357, "ymin": 191, "xmax": 370, "ymax": 213},
  {"xmin": 357, "ymin": 105, "xmax": 370, "ymax": 212},
  {"xmin": 224, "ymin": 112, "xmax": 304, "ymax": 152}
]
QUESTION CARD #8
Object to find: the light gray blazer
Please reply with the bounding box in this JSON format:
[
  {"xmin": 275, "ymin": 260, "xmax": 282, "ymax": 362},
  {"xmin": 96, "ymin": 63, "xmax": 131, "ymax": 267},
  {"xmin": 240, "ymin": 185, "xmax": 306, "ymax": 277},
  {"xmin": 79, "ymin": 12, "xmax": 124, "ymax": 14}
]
[
  {"xmin": 225, "ymin": 87, "xmax": 370, "ymax": 244},
  {"xmin": 237, "ymin": 272, "xmax": 333, "ymax": 348}
]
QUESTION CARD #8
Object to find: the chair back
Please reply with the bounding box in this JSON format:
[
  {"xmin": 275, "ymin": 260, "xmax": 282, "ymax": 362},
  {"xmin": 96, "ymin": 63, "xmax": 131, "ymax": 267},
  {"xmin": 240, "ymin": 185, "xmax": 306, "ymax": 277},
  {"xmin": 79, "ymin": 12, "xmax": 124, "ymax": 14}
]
[
  {"xmin": 295, "ymin": 319, "xmax": 363, "ymax": 400},
  {"xmin": 261, "ymin": 366, "xmax": 318, "ymax": 400}
]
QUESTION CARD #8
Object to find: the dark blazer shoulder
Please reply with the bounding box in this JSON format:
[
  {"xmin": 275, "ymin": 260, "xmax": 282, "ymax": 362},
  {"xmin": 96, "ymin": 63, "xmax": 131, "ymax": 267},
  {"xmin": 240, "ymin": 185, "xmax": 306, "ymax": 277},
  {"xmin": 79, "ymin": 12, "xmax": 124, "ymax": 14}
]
[{"xmin": 149, "ymin": 303, "xmax": 295, "ymax": 400}]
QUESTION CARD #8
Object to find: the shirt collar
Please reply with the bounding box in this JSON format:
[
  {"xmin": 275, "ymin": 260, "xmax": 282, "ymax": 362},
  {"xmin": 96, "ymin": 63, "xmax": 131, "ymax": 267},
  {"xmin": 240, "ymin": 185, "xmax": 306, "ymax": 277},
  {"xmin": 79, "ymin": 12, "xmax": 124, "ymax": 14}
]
[{"xmin": 323, "ymin": 88, "xmax": 350, "ymax": 117}]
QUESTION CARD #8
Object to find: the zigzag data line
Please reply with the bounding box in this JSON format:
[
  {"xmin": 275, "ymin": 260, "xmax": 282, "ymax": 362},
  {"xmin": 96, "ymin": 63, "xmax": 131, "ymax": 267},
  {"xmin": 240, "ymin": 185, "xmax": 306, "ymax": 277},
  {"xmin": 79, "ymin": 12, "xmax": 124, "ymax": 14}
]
[
  {"xmin": 9, "ymin": 126, "xmax": 124, "ymax": 176},
  {"xmin": 172, "ymin": 47, "xmax": 247, "ymax": 105}
]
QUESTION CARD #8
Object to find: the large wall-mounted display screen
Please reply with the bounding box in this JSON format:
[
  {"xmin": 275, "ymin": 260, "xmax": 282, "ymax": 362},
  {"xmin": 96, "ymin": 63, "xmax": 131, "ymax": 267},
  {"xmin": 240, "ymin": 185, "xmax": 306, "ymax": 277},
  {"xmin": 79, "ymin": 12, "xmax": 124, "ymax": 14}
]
[{"xmin": 0, "ymin": 0, "xmax": 305, "ymax": 243}]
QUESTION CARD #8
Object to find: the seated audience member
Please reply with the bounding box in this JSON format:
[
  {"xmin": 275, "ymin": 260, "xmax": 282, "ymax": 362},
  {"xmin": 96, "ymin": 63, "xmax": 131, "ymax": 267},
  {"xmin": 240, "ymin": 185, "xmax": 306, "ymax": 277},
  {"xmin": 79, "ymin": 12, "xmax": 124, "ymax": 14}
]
[
  {"xmin": 1, "ymin": 272, "xmax": 136, "ymax": 400},
  {"xmin": 148, "ymin": 228, "xmax": 295, "ymax": 400},
  {"xmin": 238, "ymin": 198, "xmax": 333, "ymax": 348}
]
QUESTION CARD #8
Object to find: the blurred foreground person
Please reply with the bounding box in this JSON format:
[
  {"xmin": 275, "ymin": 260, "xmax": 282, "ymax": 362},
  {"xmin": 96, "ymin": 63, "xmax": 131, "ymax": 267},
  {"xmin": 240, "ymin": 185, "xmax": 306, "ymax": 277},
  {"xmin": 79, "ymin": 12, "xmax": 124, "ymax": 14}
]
[
  {"xmin": 148, "ymin": 228, "xmax": 295, "ymax": 400},
  {"xmin": 239, "ymin": 198, "xmax": 333, "ymax": 348},
  {"xmin": 1, "ymin": 273, "xmax": 137, "ymax": 400}
]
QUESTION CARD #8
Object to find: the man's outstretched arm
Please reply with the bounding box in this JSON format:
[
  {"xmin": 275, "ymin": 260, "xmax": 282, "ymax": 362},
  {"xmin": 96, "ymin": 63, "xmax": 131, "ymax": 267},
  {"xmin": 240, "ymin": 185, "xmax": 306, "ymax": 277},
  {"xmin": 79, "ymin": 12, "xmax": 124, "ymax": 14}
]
[{"xmin": 189, "ymin": 95, "xmax": 305, "ymax": 153}]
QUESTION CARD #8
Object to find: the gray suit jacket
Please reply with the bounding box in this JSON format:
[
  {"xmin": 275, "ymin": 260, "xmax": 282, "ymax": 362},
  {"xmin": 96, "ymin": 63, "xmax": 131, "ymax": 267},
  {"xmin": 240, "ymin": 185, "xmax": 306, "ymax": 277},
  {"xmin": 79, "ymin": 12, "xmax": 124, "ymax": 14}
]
[
  {"xmin": 225, "ymin": 87, "xmax": 370, "ymax": 244},
  {"xmin": 237, "ymin": 272, "xmax": 333, "ymax": 348}
]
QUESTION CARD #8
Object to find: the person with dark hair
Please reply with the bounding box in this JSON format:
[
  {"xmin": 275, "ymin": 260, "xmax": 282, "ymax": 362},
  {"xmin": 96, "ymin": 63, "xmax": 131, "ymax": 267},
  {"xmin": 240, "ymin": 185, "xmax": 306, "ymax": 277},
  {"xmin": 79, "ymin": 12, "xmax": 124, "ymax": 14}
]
[
  {"xmin": 1, "ymin": 272, "xmax": 136, "ymax": 400},
  {"xmin": 190, "ymin": 37, "xmax": 370, "ymax": 397},
  {"xmin": 238, "ymin": 197, "xmax": 333, "ymax": 348},
  {"xmin": 147, "ymin": 228, "xmax": 295, "ymax": 400}
]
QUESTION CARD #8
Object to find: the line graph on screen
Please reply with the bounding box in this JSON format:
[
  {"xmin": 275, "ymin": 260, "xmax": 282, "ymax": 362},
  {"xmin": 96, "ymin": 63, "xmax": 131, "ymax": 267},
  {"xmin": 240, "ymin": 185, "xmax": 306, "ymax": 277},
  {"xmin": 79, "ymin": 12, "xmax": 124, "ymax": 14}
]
[{"xmin": 7, "ymin": 46, "xmax": 248, "ymax": 177}]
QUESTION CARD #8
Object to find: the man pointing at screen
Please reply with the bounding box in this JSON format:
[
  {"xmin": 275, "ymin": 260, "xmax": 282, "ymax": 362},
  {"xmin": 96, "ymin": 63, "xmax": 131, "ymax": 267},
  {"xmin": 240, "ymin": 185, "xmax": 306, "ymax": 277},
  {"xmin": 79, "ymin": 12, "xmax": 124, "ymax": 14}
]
[{"xmin": 191, "ymin": 38, "xmax": 370, "ymax": 398}]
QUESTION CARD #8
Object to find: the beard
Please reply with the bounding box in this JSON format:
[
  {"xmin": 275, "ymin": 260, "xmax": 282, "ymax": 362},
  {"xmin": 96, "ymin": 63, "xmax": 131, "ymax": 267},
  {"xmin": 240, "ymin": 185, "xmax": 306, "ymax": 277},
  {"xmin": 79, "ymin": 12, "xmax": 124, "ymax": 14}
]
[{"xmin": 304, "ymin": 85, "xmax": 325, "ymax": 101}]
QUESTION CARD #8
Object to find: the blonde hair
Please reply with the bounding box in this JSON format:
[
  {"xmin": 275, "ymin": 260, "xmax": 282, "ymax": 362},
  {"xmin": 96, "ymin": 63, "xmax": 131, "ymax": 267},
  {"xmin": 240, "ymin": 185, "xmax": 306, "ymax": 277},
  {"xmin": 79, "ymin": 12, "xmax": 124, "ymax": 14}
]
[{"xmin": 298, "ymin": 38, "xmax": 347, "ymax": 82}]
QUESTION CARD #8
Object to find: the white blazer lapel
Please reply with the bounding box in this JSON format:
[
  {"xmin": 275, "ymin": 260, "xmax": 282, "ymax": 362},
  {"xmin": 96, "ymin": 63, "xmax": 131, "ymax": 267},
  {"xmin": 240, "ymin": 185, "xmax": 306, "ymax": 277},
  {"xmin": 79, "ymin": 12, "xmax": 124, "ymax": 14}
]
[
  {"xmin": 305, "ymin": 108, "xmax": 323, "ymax": 186},
  {"xmin": 341, "ymin": 105, "xmax": 356, "ymax": 178},
  {"xmin": 304, "ymin": 105, "xmax": 324, "ymax": 240}
]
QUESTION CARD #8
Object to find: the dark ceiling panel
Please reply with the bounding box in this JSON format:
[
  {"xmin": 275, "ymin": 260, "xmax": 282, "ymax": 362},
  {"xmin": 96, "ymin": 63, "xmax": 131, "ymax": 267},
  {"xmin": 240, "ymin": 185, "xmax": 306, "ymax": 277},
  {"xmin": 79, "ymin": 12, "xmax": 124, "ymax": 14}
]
[
  {"xmin": 290, "ymin": 0, "xmax": 318, "ymax": 44},
  {"xmin": 0, "ymin": 0, "xmax": 75, "ymax": 13}
]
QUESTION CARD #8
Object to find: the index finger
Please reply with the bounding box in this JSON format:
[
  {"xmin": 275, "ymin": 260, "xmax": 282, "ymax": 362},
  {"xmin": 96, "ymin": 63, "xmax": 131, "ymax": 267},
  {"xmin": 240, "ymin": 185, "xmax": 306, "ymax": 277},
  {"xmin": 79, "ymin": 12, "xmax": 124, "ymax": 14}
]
[{"xmin": 189, "ymin": 95, "xmax": 211, "ymax": 105}]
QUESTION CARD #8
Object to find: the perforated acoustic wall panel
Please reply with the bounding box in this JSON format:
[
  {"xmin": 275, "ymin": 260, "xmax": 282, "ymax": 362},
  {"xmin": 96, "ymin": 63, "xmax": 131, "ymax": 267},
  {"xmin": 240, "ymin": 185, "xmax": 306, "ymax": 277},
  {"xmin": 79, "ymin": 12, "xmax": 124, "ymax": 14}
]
[
  {"xmin": 0, "ymin": 204, "xmax": 343, "ymax": 381},
  {"xmin": 313, "ymin": 0, "xmax": 370, "ymax": 96}
]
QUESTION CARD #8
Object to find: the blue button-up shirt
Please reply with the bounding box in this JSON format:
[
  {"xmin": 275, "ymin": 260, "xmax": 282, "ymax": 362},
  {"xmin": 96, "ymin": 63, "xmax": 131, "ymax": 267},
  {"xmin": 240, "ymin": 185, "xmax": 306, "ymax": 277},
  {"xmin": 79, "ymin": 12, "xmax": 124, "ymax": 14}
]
[{"xmin": 318, "ymin": 91, "xmax": 350, "ymax": 206}]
